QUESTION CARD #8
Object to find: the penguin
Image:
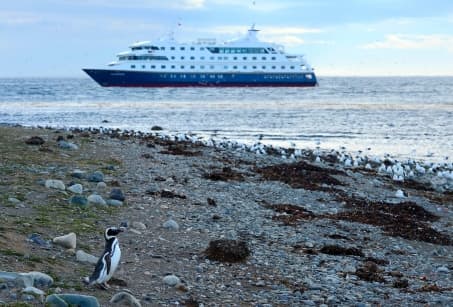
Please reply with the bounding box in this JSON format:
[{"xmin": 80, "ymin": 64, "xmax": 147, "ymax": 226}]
[{"xmin": 84, "ymin": 226, "xmax": 124, "ymax": 289}]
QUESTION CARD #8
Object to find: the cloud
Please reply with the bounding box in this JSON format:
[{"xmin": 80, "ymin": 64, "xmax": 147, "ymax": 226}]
[{"xmin": 361, "ymin": 34, "xmax": 453, "ymax": 51}]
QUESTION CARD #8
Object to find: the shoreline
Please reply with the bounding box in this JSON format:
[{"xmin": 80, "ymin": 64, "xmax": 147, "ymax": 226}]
[{"xmin": 0, "ymin": 124, "xmax": 451, "ymax": 306}]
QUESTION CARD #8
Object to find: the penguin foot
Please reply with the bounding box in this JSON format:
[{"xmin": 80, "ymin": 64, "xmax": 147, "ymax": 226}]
[{"xmin": 99, "ymin": 282, "xmax": 110, "ymax": 290}]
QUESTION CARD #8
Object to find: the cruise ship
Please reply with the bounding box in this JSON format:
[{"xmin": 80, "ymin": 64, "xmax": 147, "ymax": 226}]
[{"xmin": 83, "ymin": 26, "xmax": 317, "ymax": 87}]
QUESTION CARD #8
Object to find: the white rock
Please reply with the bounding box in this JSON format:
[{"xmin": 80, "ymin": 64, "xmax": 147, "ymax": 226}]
[
  {"xmin": 87, "ymin": 194, "xmax": 107, "ymax": 206},
  {"xmin": 395, "ymin": 190, "xmax": 406, "ymax": 198},
  {"xmin": 110, "ymin": 291, "xmax": 142, "ymax": 307},
  {"xmin": 76, "ymin": 250, "xmax": 98, "ymax": 265},
  {"xmin": 45, "ymin": 179, "xmax": 65, "ymax": 191},
  {"xmin": 436, "ymin": 266, "xmax": 449, "ymax": 273},
  {"xmin": 22, "ymin": 286, "xmax": 45, "ymax": 296},
  {"xmin": 53, "ymin": 232, "xmax": 76, "ymax": 249},
  {"xmin": 68, "ymin": 184, "xmax": 83, "ymax": 194},
  {"xmin": 163, "ymin": 274, "xmax": 180, "ymax": 286},
  {"xmin": 132, "ymin": 221, "xmax": 147, "ymax": 230},
  {"xmin": 163, "ymin": 219, "xmax": 179, "ymax": 230}
]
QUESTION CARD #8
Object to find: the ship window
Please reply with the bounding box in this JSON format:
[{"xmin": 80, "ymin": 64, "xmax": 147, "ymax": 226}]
[
  {"xmin": 190, "ymin": 65, "xmax": 195, "ymax": 69},
  {"xmin": 272, "ymin": 57, "xmax": 276, "ymax": 60},
  {"xmin": 224, "ymin": 65, "xmax": 228, "ymax": 69},
  {"xmin": 200, "ymin": 65, "xmax": 205, "ymax": 69},
  {"xmin": 131, "ymin": 65, "xmax": 136, "ymax": 69},
  {"xmin": 170, "ymin": 47, "xmax": 175, "ymax": 50},
  {"xmin": 142, "ymin": 65, "xmax": 146, "ymax": 69},
  {"xmin": 210, "ymin": 56, "xmax": 215, "ymax": 60},
  {"xmin": 160, "ymin": 47, "xmax": 165, "ymax": 50},
  {"xmin": 171, "ymin": 65, "xmax": 175, "ymax": 69},
  {"xmin": 243, "ymin": 57, "xmax": 247, "ymax": 60},
  {"xmin": 233, "ymin": 57, "xmax": 237, "ymax": 60},
  {"xmin": 223, "ymin": 57, "xmax": 228, "ymax": 60},
  {"xmin": 218, "ymin": 57, "xmax": 222, "ymax": 60},
  {"xmin": 262, "ymin": 57, "xmax": 266, "ymax": 60},
  {"xmin": 233, "ymin": 66, "xmax": 237, "ymax": 69},
  {"xmin": 243, "ymin": 66, "xmax": 247, "ymax": 69},
  {"xmin": 161, "ymin": 65, "xmax": 166, "ymax": 68},
  {"xmin": 181, "ymin": 65, "xmax": 185, "ymax": 69},
  {"xmin": 252, "ymin": 66, "xmax": 257, "ymax": 69},
  {"xmin": 190, "ymin": 47, "xmax": 195, "ymax": 51},
  {"xmin": 131, "ymin": 47, "xmax": 143, "ymax": 51},
  {"xmin": 252, "ymin": 57, "xmax": 257, "ymax": 60},
  {"xmin": 262, "ymin": 66, "xmax": 266, "ymax": 69},
  {"xmin": 190, "ymin": 56, "xmax": 195, "ymax": 60},
  {"xmin": 151, "ymin": 65, "xmax": 156, "ymax": 69},
  {"xmin": 181, "ymin": 56, "xmax": 185, "ymax": 60},
  {"xmin": 210, "ymin": 65, "xmax": 214, "ymax": 69},
  {"xmin": 290, "ymin": 66, "xmax": 295, "ymax": 69},
  {"xmin": 180, "ymin": 47, "xmax": 185, "ymax": 50},
  {"xmin": 281, "ymin": 66, "xmax": 286, "ymax": 69},
  {"xmin": 200, "ymin": 47, "xmax": 205, "ymax": 51},
  {"xmin": 171, "ymin": 56, "xmax": 175, "ymax": 60}
]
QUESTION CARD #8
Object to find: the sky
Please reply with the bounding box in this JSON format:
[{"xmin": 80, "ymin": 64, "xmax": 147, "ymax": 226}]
[{"xmin": 1, "ymin": 0, "xmax": 453, "ymax": 77}]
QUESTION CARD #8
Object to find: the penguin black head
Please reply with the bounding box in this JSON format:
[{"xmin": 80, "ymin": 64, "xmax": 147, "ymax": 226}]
[{"xmin": 104, "ymin": 227, "xmax": 124, "ymax": 240}]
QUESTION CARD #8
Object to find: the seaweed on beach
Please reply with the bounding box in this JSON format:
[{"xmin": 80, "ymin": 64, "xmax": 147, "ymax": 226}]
[
  {"xmin": 319, "ymin": 245, "xmax": 364, "ymax": 257},
  {"xmin": 160, "ymin": 144, "xmax": 202, "ymax": 156},
  {"xmin": 331, "ymin": 193, "xmax": 451, "ymax": 245},
  {"xmin": 265, "ymin": 204, "xmax": 316, "ymax": 226},
  {"xmin": 204, "ymin": 239, "xmax": 250, "ymax": 262},
  {"xmin": 255, "ymin": 161, "xmax": 345, "ymax": 191},
  {"xmin": 203, "ymin": 166, "xmax": 245, "ymax": 181}
]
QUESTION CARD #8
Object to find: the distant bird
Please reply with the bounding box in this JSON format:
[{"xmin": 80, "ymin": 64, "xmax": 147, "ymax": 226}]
[{"xmin": 84, "ymin": 227, "xmax": 124, "ymax": 289}]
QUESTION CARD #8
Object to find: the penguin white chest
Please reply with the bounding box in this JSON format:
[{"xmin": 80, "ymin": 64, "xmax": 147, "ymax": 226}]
[{"xmin": 108, "ymin": 239, "xmax": 121, "ymax": 280}]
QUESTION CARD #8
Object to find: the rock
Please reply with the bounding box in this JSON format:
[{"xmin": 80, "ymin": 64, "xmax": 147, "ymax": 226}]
[
  {"xmin": 67, "ymin": 183, "xmax": 83, "ymax": 194},
  {"xmin": 21, "ymin": 271, "xmax": 54, "ymax": 288},
  {"xmin": 28, "ymin": 233, "xmax": 51, "ymax": 247},
  {"xmin": 109, "ymin": 188, "xmax": 125, "ymax": 201},
  {"xmin": 76, "ymin": 250, "xmax": 98, "ymax": 265},
  {"xmin": 107, "ymin": 199, "xmax": 123, "ymax": 206},
  {"xmin": 163, "ymin": 274, "xmax": 180, "ymax": 286},
  {"xmin": 151, "ymin": 125, "xmax": 163, "ymax": 131},
  {"xmin": 205, "ymin": 239, "xmax": 250, "ymax": 262},
  {"xmin": 88, "ymin": 194, "xmax": 107, "ymax": 206},
  {"xmin": 69, "ymin": 195, "xmax": 88, "ymax": 206},
  {"xmin": 8, "ymin": 197, "xmax": 21, "ymax": 204},
  {"xmin": 110, "ymin": 291, "xmax": 142, "ymax": 307},
  {"xmin": 395, "ymin": 189, "xmax": 406, "ymax": 198},
  {"xmin": 436, "ymin": 266, "xmax": 450, "ymax": 273},
  {"xmin": 163, "ymin": 219, "xmax": 179, "ymax": 230},
  {"xmin": 22, "ymin": 286, "xmax": 45, "ymax": 297},
  {"xmin": 87, "ymin": 171, "xmax": 104, "ymax": 183},
  {"xmin": 96, "ymin": 182, "xmax": 107, "ymax": 190},
  {"xmin": 132, "ymin": 221, "xmax": 147, "ymax": 230},
  {"xmin": 71, "ymin": 169, "xmax": 86, "ymax": 179},
  {"xmin": 45, "ymin": 179, "xmax": 66, "ymax": 191},
  {"xmin": 46, "ymin": 294, "xmax": 100, "ymax": 307},
  {"xmin": 25, "ymin": 136, "xmax": 45, "ymax": 145},
  {"xmin": 53, "ymin": 233, "xmax": 76, "ymax": 249},
  {"xmin": 58, "ymin": 140, "xmax": 79, "ymax": 150}
]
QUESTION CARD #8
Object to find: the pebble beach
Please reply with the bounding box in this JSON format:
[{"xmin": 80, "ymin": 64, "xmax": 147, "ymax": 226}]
[{"xmin": 0, "ymin": 124, "xmax": 452, "ymax": 306}]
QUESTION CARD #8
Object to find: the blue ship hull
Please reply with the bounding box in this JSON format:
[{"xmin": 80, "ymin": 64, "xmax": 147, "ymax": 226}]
[{"xmin": 83, "ymin": 69, "xmax": 317, "ymax": 87}]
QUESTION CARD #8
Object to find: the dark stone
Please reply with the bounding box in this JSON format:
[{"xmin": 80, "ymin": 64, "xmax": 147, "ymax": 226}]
[
  {"xmin": 87, "ymin": 171, "xmax": 104, "ymax": 183},
  {"xmin": 69, "ymin": 195, "xmax": 88, "ymax": 206},
  {"xmin": 207, "ymin": 198, "xmax": 217, "ymax": 206},
  {"xmin": 393, "ymin": 279, "xmax": 409, "ymax": 288},
  {"xmin": 205, "ymin": 239, "xmax": 250, "ymax": 262},
  {"xmin": 28, "ymin": 233, "xmax": 50, "ymax": 247},
  {"xmin": 109, "ymin": 188, "xmax": 125, "ymax": 201},
  {"xmin": 25, "ymin": 136, "xmax": 45, "ymax": 145},
  {"xmin": 151, "ymin": 125, "xmax": 163, "ymax": 131}
]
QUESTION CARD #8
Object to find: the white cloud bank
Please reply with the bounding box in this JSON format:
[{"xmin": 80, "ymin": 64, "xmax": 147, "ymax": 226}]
[{"xmin": 361, "ymin": 34, "xmax": 453, "ymax": 52}]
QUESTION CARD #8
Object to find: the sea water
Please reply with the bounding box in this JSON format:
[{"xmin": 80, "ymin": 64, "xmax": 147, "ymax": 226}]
[{"xmin": 0, "ymin": 77, "xmax": 452, "ymax": 162}]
